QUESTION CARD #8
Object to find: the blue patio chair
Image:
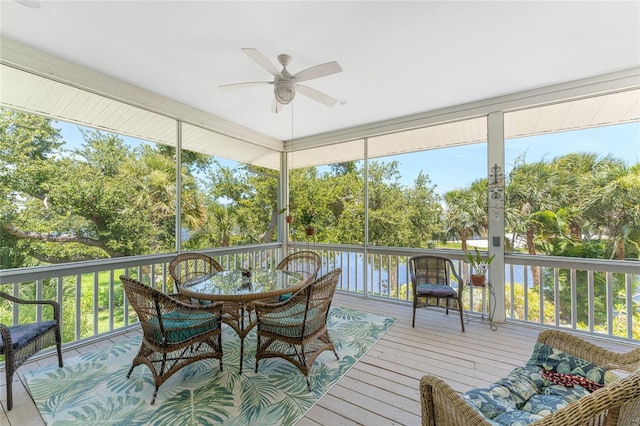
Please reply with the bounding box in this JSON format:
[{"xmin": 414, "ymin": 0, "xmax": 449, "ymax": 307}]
[
  {"xmin": 0, "ymin": 291, "xmax": 63, "ymax": 411},
  {"xmin": 409, "ymin": 255, "xmax": 465, "ymax": 332}
]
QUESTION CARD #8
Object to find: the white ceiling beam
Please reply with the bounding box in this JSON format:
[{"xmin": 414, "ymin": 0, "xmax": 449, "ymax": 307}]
[
  {"xmin": 288, "ymin": 67, "xmax": 640, "ymax": 151},
  {"xmin": 0, "ymin": 36, "xmax": 284, "ymax": 152}
]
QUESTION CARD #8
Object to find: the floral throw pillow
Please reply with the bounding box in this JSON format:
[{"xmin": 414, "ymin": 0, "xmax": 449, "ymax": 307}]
[{"xmin": 526, "ymin": 343, "xmax": 618, "ymax": 385}]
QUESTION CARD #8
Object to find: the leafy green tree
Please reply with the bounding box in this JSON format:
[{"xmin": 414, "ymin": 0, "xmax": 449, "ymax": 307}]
[
  {"xmin": 206, "ymin": 162, "xmax": 280, "ymax": 245},
  {"xmin": 406, "ymin": 172, "xmax": 443, "ymax": 247},
  {"xmin": 367, "ymin": 160, "xmax": 414, "ymax": 247},
  {"xmin": 322, "ymin": 163, "xmax": 365, "ymax": 244},
  {"xmin": 1, "ymin": 110, "xmax": 64, "ymax": 265},
  {"xmin": 0, "ymin": 109, "xmax": 208, "ymax": 263}
]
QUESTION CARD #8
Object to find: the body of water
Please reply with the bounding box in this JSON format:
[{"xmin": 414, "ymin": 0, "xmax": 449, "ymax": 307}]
[{"xmin": 324, "ymin": 252, "xmax": 531, "ymax": 293}]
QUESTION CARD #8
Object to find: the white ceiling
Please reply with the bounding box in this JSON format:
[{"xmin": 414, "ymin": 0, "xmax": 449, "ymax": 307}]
[{"xmin": 1, "ymin": 1, "xmax": 639, "ymax": 142}]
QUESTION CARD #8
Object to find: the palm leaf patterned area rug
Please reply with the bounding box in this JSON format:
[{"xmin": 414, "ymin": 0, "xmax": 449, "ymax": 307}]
[{"xmin": 25, "ymin": 306, "xmax": 396, "ymax": 425}]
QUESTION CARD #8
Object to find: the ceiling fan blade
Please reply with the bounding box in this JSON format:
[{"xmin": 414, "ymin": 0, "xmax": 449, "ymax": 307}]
[
  {"xmin": 294, "ymin": 61, "xmax": 342, "ymax": 83},
  {"xmin": 242, "ymin": 48, "xmax": 281, "ymax": 77},
  {"xmin": 296, "ymin": 84, "xmax": 339, "ymax": 107},
  {"xmin": 219, "ymin": 81, "xmax": 272, "ymax": 89}
]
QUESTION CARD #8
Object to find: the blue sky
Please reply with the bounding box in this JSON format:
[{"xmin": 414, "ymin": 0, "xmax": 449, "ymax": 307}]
[
  {"xmin": 383, "ymin": 121, "xmax": 640, "ymax": 194},
  {"xmin": 56, "ymin": 120, "xmax": 639, "ymax": 196}
]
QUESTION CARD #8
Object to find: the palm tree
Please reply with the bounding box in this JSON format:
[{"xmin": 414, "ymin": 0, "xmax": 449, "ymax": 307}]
[
  {"xmin": 444, "ymin": 178, "xmax": 488, "ymax": 252},
  {"xmin": 582, "ymin": 162, "xmax": 640, "ymax": 260},
  {"xmin": 506, "ymin": 157, "xmax": 571, "ymax": 283},
  {"xmin": 506, "ymin": 157, "xmax": 571, "ymax": 256}
]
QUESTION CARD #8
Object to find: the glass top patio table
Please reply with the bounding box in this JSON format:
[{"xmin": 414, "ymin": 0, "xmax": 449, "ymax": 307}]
[
  {"xmin": 180, "ymin": 269, "xmax": 305, "ymax": 373},
  {"xmin": 180, "ymin": 269, "xmax": 304, "ymax": 301}
]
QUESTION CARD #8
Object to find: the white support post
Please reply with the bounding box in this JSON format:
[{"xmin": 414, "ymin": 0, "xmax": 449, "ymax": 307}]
[
  {"xmin": 280, "ymin": 150, "xmax": 289, "ymax": 256},
  {"xmin": 487, "ymin": 112, "xmax": 506, "ymax": 323}
]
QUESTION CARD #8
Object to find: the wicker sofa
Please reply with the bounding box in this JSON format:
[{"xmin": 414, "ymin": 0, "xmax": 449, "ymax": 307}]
[{"xmin": 420, "ymin": 329, "xmax": 640, "ymax": 426}]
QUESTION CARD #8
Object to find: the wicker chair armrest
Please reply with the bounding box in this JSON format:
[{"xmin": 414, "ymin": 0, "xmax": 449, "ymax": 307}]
[
  {"xmin": 161, "ymin": 295, "xmax": 223, "ymax": 315},
  {"xmin": 420, "ymin": 375, "xmax": 491, "ymax": 426},
  {"xmin": 251, "ymin": 284, "xmax": 311, "ymax": 315},
  {"xmin": 0, "ymin": 323, "xmax": 13, "ymax": 349},
  {"xmin": 530, "ymin": 370, "xmax": 640, "ymax": 425},
  {"xmin": 536, "ymin": 329, "xmax": 640, "ymax": 372},
  {"xmin": 252, "ymin": 277, "xmax": 313, "ymax": 309},
  {"xmin": 250, "ymin": 298, "xmax": 289, "ymax": 311},
  {"xmin": 167, "ymin": 292, "xmax": 196, "ymax": 304},
  {"xmin": 188, "ymin": 301, "xmax": 224, "ymax": 316},
  {"xmin": 0, "ymin": 291, "xmax": 61, "ymax": 322}
]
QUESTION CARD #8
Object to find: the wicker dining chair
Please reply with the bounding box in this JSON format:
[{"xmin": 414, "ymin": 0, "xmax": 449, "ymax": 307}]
[
  {"xmin": 169, "ymin": 252, "xmax": 224, "ymax": 287},
  {"xmin": 252, "ymin": 268, "xmax": 342, "ymax": 391},
  {"xmin": 409, "ymin": 255, "xmax": 465, "ymax": 332},
  {"xmin": 275, "ymin": 250, "xmax": 322, "ymax": 302},
  {"xmin": 120, "ymin": 275, "xmax": 224, "ymax": 404},
  {"xmin": 0, "ymin": 291, "xmax": 63, "ymax": 410},
  {"xmin": 275, "ymin": 251, "xmax": 322, "ymax": 281}
]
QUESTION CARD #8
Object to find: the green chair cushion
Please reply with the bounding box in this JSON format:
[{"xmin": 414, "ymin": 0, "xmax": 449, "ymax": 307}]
[
  {"xmin": 148, "ymin": 310, "xmax": 218, "ymax": 344},
  {"xmin": 261, "ymin": 305, "xmax": 321, "ymax": 337}
]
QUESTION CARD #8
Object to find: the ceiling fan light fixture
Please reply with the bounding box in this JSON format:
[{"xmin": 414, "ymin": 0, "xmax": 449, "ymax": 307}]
[
  {"xmin": 275, "ymin": 80, "xmax": 296, "ymax": 105},
  {"xmin": 222, "ymin": 48, "xmax": 342, "ymax": 111}
]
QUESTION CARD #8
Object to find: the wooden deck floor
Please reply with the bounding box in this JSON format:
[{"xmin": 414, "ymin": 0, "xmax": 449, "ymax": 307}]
[{"xmin": 2, "ymin": 291, "xmax": 638, "ymax": 425}]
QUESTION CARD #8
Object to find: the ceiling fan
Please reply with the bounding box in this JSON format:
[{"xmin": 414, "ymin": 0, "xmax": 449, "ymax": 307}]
[{"xmin": 220, "ymin": 48, "xmax": 343, "ymax": 113}]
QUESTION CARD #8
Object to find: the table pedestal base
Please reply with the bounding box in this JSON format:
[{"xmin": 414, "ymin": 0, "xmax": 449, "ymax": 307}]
[{"xmin": 223, "ymin": 302, "xmax": 257, "ymax": 374}]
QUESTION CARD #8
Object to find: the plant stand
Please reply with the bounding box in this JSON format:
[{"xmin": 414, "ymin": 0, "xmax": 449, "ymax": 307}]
[{"xmin": 463, "ymin": 281, "xmax": 497, "ymax": 331}]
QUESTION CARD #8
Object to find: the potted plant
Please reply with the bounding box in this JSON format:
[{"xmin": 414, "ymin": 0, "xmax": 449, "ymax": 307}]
[
  {"xmin": 299, "ymin": 209, "xmax": 316, "ymax": 236},
  {"xmin": 465, "ymin": 247, "xmax": 495, "ymax": 286},
  {"xmin": 279, "ymin": 207, "xmax": 294, "ymax": 224}
]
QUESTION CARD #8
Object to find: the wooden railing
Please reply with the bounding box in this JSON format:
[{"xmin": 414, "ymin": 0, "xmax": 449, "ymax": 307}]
[
  {"xmin": 293, "ymin": 243, "xmax": 639, "ymax": 342},
  {"xmin": 1, "ymin": 242, "xmax": 638, "ymax": 352},
  {"xmin": 0, "ymin": 245, "xmax": 281, "ymax": 347}
]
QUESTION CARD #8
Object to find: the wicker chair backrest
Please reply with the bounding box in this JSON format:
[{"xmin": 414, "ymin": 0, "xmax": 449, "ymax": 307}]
[
  {"xmin": 276, "ymin": 251, "xmax": 322, "ymax": 281},
  {"xmin": 121, "ymin": 275, "xmax": 221, "ymax": 346},
  {"xmin": 256, "ymin": 268, "xmax": 341, "ymax": 340},
  {"xmin": 169, "ymin": 253, "xmax": 224, "ymax": 286}
]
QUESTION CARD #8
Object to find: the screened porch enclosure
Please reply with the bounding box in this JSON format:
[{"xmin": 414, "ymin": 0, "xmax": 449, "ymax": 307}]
[
  {"xmin": 1, "ymin": 31, "xmax": 640, "ymax": 425},
  {"xmin": 1, "ymin": 35, "xmax": 640, "ymax": 332}
]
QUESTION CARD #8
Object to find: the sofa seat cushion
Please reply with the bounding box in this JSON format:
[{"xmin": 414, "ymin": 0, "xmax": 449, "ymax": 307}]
[
  {"xmin": 492, "ymin": 409, "xmax": 545, "ymax": 426},
  {"xmin": 462, "ymin": 365, "xmax": 543, "ymax": 420},
  {"xmin": 462, "ymin": 345, "xmax": 619, "ymax": 425}
]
